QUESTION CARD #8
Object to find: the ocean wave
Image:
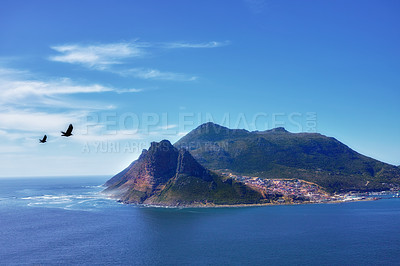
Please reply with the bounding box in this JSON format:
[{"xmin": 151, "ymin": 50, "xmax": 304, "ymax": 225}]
[
  {"xmin": 20, "ymin": 192, "xmax": 116, "ymax": 211},
  {"xmin": 82, "ymin": 185, "xmax": 105, "ymax": 189}
]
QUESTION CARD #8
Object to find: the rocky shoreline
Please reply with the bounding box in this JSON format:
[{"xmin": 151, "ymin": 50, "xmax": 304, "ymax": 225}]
[{"xmin": 108, "ymin": 194, "xmax": 381, "ymax": 209}]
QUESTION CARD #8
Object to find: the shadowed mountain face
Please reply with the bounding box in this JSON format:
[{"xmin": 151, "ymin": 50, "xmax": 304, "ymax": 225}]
[
  {"xmin": 175, "ymin": 122, "xmax": 400, "ymax": 193},
  {"xmin": 104, "ymin": 140, "xmax": 265, "ymax": 206}
]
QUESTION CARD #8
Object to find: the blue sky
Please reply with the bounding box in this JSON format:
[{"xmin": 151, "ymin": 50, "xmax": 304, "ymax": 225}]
[{"xmin": 0, "ymin": 0, "xmax": 399, "ymax": 177}]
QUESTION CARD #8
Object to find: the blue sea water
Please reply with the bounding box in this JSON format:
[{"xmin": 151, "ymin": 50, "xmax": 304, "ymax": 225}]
[{"xmin": 0, "ymin": 176, "xmax": 399, "ymax": 265}]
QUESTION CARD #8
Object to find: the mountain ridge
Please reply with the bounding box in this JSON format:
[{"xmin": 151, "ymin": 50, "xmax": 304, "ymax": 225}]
[{"xmin": 175, "ymin": 122, "xmax": 400, "ymax": 193}]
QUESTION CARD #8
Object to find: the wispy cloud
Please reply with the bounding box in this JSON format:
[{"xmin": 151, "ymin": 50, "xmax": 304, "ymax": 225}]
[
  {"xmin": 49, "ymin": 42, "xmax": 146, "ymax": 69},
  {"xmin": 0, "ymin": 108, "xmax": 86, "ymax": 133},
  {"xmin": 118, "ymin": 68, "xmax": 197, "ymax": 81},
  {"xmin": 0, "ymin": 78, "xmax": 112, "ymax": 99},
  {"xmin": 0, "ymin": 107, "xmax": 161, "ymax": 146},
  {"xmin": 0, "ymin": 108, "xmax": 142, "ymax": 144},
  {"xmin": 115, "ymin": 88, "xmax": 144, "ymax": 93},
  {"xmin": 0, "ymin": 67, "xmax": 141, "ymax": 107},
  {"xmin": 158, "ymin": 124, "xmax": 178, "ymax": 130},
  {"xmin": 48, "ymin": 40, "xmax": 229, "ymax": 80},
  {"xmin": 164, "ymin": 41, "xmax": 230, "ymax": 49}
]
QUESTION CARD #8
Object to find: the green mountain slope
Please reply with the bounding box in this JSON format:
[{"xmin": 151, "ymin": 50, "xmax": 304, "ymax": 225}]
[{"xmin": 175, "ymin": 122, "xmax": 400, "ymax": 193}]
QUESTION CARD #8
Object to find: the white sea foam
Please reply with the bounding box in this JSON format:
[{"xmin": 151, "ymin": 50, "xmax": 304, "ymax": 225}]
[
  {"xmin": 83, "ymin": 185, "xmax": 105, "ymax": 189},
  {"xmin": 20, "ymin": 191, "xmax": 115, "ymax": 211}
]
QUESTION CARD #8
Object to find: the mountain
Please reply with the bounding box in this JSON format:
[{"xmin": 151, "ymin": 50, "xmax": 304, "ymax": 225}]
[
  {"xmin": 104, "ymin": 140, "xmax": 267, "ymax": 206},
  {"xmin": 175, "ymin": 122, "xmax": 400, "ymax": 193}
]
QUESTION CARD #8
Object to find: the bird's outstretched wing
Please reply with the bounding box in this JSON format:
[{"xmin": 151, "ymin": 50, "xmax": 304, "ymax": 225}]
[
  {"xmin": 66, "ymin": 124, "xmax": 73, "ymax": 135},
  {"xmin": 39, "ymin": 134, "xmax": 47, "ymax": 143}
]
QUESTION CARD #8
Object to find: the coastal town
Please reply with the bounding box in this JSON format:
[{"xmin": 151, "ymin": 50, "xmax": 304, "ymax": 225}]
[{"xmin": 220, "ymin": 172, "xmax": 377, "ymax": 204}]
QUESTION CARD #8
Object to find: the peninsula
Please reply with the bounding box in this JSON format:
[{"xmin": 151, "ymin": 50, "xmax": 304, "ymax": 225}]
[{"xmin": 104, "ymin": 123, "xmax": 400, "ymax": 207}]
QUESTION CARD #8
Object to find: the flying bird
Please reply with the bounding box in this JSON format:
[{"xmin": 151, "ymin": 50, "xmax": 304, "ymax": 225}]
[
  {"xmin": 61, "ymin": 124, "xmax": 73, "ymax": 137},
  {"xmin": 39, "ymin": 135, "xmax": 47, "ymax": 143}
]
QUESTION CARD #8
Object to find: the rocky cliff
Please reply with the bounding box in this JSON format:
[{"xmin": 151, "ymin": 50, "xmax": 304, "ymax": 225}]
[{"xmin": 104, "ymin": 140, "xmax": 265, "ymax": 206}]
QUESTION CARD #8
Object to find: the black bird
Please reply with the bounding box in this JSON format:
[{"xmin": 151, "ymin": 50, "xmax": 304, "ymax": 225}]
[
  {"xmin": 61, "ymin": 124, "xmax": 73, "ymax": 137},
  {"xmin": 39, "ymin": 135, "xmax": 47, "ymax": 143}
]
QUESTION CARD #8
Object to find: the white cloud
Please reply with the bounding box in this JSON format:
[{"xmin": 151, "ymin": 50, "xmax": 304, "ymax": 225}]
[
  {"xmin": 0, "ymin": 109, "xmax": 86, "ymax": 133},
  {"xmin": 27, "ymin": 96, "xmax": 118, "ymax": 111},
  {"xmin": 48, "ymin": 40, "xmax": 228, "ymax": 80},
  {"xmin": 49, "ymin": 41, "xmax": 228, "ymax": 69},
  {"xmin": 0, "ymin": 130, "xmax": 40, "ymax": 142},
  {"xmin": 158, "ymin": 124, "xmax": 178, "ymax": 130},
  {"xmin": 164, "ymin": 41, "xmax": 230, "ymax": 49},
  {"xmin": 0, "ymin": 67, "xmax": 30, "ymax": 77},
  {"xmin": 49, "ymin": 42, "xmax": 145, "ymax": 69},
  {"xmin": 115, "ymin": 88, "xmax": 143, "ymax": 93},
  {"xmin": 0, "ymin": 67, "xmax": 141, "ymax": 107},
  {"xmin": 0, "ymin": 109, "xmax": 155, "ymax": 146},
  {"xmin": 119, "ymin": 68, "xmax": 197, "ymax": 81},
  {"xmin": 0, "ymin": 78, "xmax": 112, "ymax": 100},
  {"xmin": 0, "ymin": 67, "xmax": 144, "ymax": 149}
]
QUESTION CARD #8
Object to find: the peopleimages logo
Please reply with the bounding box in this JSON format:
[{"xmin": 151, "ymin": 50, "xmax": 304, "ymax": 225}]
[
  {"xmin": 80, "ymin": 111, "xmax": 317, "ymax": 153},
  {"xmin": 83, "ymin": 111, "xmax": 318, "ymax": 134}
]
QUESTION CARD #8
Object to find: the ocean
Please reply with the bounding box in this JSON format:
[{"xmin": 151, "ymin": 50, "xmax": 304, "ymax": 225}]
[{"xmin": 0, "ymin": 176, "xmax": 399, "ymax": 265}]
